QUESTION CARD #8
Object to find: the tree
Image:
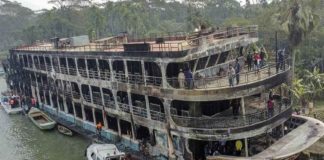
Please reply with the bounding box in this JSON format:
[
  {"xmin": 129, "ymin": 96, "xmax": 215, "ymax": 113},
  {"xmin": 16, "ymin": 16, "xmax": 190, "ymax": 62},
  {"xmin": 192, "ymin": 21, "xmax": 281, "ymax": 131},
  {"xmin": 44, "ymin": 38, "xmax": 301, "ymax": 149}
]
[{"xmin": 276, "ymin": 0, "xmax": 320, "ymax": 78}]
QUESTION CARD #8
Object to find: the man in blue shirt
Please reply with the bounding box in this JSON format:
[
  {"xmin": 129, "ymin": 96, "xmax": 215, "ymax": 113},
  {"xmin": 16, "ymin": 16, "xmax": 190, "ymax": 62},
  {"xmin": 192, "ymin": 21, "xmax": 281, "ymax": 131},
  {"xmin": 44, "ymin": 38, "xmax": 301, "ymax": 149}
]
[{"xmin": 234, "ymin": 58, "xmax": 241, "ymax": 85}]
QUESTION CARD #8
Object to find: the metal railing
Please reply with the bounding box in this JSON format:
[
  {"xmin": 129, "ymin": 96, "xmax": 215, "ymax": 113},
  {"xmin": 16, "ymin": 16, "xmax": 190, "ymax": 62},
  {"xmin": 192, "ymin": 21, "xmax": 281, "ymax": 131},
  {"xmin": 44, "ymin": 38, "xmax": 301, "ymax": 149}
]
[
  {"xmin": 92, "ymin": 92, "xmax": 103, "ymax": 105},
  {"xmin": 150, "ymin": 110, "xmax": 166, "ymax": 122},
  {"xmin": 68, "ymin": 67, "xmax": 77, "ymax": 76},
  {"xmin": 82, "ymin": 94, "xmax": 91, "ymax": 103},
  {"xmin": 78, "ymin": 68, "xmax": 88, "ymax": 77},
  {"xmin": 72, "ymin": 91, "xmax": 81, "ymax": 99},
  {"xmin": 132, "ymin": 105, "xmax": 148, "ymax": 118},
  {"xmin": 171, "ymin": 103, "xmax": 291, "ymax": 129},
  {"xmin": 118, "ymin": 102, "xmax": 130, "ymax": 113},
  {"xmin": 99, "ymin": 70, "xmax": 111, "ymax": 80},
  {"xmin": 13, "ymin": 26, "xmax": 258, "ymax": 53},
  {"xmin": 167, "ymin": 58, "xmax": 290, "ymax": 89}
]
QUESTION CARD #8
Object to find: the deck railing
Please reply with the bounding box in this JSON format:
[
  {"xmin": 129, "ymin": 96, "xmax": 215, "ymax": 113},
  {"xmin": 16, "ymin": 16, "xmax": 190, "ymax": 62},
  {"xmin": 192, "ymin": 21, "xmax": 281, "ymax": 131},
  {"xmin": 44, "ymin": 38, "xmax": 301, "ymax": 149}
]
[
  {"xmin": 132, "ymin": 105, "xmax": 148, "ymax": 118},
  {"xmin": 103, "ymin": 95, "xmax": 115, "ymax": 109},
  {"xmin": 118, "ymin": 102, "xmax": 130, "ymax": 113},
  {"xmin": 167, "ymin": 58, "xmax": 290, "ymax": 89},
  {"xmin": 82, "ymin": 94, "xmax": 91, "ymax": 103},
  {"xmin": 150, "ymin": 110, "xmax": 166, "ymax": 122},
  {"xmin": 171, "ymin": 102, "xmax": 291, "ymax": 129},
  {"xmin": 13, "ymin": 26, "xmax": 258, "ymax": 53}
]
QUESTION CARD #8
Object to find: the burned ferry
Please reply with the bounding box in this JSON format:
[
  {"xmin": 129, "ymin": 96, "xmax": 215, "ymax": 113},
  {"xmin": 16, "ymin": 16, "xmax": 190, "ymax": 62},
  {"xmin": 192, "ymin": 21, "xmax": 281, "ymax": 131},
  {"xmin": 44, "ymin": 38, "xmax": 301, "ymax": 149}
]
[{"xmin": 4, "ymin": 26, "xmax": 324, "ymax": 160}]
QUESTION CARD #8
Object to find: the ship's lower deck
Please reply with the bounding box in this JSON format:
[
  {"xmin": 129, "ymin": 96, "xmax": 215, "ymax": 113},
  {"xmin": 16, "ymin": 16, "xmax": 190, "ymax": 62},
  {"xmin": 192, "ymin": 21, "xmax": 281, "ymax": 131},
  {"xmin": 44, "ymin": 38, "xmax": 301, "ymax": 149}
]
[{"xmin": 39, "ymin": 101, "xmax": 324, "ymax": 160}]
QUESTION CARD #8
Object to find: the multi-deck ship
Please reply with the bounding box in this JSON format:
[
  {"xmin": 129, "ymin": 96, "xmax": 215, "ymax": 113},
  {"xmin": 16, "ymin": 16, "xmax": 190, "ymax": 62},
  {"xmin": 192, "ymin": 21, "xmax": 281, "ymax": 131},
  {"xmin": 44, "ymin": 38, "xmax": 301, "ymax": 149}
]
[{"xmin": 4, "ymin": 26, "xmax": 324, "ymax": 160}]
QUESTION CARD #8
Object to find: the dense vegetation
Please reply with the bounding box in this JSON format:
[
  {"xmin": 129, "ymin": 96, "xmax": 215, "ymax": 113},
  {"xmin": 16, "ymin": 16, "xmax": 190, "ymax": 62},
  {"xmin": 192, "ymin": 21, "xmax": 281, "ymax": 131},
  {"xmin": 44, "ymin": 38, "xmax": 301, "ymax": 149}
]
[{"xmin": 0, "ymin": 0, "xmax": 323, "ymax": 103}]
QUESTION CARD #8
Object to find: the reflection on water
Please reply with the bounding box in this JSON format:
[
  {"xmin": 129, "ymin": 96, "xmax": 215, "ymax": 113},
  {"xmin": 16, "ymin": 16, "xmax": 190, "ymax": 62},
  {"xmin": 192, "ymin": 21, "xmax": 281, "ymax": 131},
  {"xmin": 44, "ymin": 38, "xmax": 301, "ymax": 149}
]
[{"xmin": 0, "ymin": 77, "xmax": 90, "ymax": 160}]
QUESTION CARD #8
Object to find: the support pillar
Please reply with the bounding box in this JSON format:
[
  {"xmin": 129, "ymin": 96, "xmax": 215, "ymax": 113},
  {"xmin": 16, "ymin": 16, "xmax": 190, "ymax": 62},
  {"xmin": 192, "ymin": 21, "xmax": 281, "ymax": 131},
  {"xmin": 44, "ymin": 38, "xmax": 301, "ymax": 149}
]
[
  {"xmin": 141, "ymin": 60, "xmax": 147, "ymax": 86},
  {"xmin": 144, "ymin": 95, "xmax": 151, "ymax": 119},
  {"xmin": 244, "ymin": 138, "xmax": 249, "ymax": 157},
  {"xmin": 117, "ymin": 118, "xmax": 122, "ymax": 136}
]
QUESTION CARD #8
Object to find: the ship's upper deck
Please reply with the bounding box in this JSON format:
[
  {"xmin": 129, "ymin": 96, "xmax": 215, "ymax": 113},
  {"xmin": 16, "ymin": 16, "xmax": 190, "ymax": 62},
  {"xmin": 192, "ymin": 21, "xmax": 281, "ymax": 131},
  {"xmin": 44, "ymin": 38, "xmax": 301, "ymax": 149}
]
[{"xmin": 13, "ymin": 26, "xmax": 258, "ymax": 57}]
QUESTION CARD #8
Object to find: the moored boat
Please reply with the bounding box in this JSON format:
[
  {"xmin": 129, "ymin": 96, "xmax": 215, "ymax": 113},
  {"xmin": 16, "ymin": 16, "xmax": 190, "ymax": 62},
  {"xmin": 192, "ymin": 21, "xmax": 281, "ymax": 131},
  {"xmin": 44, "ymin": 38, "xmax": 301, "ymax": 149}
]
[
  {"xmin": 28, "ymin": 107, "xmax": 56, "ymax": 130},
  {"xmin": 57, "ymin": 124, "xmax": 73, "ymax": 136},
  {"xmin": 86, "ymin": 143, "xmax": 125, "ymax": 160},
  {"xmin": 1, "ymin": 96, "xmax": 23, "ymax": 114}
]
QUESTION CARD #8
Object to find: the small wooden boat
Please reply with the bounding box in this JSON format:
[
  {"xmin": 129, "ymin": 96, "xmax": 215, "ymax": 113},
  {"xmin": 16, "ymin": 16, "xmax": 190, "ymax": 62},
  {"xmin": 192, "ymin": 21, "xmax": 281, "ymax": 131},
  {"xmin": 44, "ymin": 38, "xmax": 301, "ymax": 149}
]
[
  {"xmin": 28, "ymin": 107, "xmax": 56, "ymax": 130},
  {"xmin": 1, "ymin": 96, "xmax": 23, "ymax": 114},
  {"xmin": 86, "ymin": 143, "xmax": 125, "ymax": 160},
  {"xmin": 57, "ymin": 124, "xmax": 73, "ymax": 136}
]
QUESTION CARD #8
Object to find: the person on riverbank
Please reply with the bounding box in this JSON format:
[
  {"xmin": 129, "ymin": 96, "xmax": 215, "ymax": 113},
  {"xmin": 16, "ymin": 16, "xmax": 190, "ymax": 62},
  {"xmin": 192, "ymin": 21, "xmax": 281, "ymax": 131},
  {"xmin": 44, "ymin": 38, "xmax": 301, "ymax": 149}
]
[{"xmin": 31, "ymin": 97, "xmax": 36, "ymax": 107}]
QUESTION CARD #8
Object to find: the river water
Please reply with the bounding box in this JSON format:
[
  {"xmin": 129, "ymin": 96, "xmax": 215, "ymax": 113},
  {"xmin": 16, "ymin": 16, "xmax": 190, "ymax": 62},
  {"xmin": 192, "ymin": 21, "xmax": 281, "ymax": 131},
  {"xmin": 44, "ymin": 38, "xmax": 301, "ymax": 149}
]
[{"xmin": 0, "ymin": 77, "xmax": 90, "ymax": 160}]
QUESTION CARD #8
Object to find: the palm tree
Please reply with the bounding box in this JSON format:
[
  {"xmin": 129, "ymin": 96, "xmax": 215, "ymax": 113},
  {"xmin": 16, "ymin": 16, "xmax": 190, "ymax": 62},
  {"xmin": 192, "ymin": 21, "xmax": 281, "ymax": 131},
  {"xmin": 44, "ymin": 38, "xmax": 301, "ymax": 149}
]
[{"xmin": 277, "ymin": 0, "xmax": 320, "ymax": 78}]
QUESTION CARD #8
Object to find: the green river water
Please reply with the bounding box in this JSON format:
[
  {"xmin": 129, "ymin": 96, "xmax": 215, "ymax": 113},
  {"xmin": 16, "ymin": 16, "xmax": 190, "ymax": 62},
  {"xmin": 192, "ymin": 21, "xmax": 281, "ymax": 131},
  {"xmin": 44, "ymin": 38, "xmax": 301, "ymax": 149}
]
[{"xmin": 0, "ymin": 77, "xmax": 90, "ymax": 160}]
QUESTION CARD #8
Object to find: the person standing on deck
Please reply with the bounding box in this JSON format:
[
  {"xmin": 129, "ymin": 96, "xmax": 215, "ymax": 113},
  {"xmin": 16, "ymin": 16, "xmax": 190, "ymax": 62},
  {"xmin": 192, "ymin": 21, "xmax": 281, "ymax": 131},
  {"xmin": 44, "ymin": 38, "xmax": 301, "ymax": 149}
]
[
  {"xmin": 184, "ymin": 69, "xmax": 193, "ymax": 89},
  {"xmin": 267, "ymin": 98, "xmax": 274, "ymax": 118},
  {"xmin": 260, "ymin": 47, "xmax": 266, "ymax": 67},
  {"xmin": 178, "ymin": 69, "xmax": 185, "ymax": 89},
  {"xmin": 235, "ymin": 140, "xmax": 243, "ymax": 156},
  {"xmin": 234, "ymin": 58, "xmax": 241, "ymax": 85},
  {"xmin": 228, "ymin": 64, "xmax": 235, "ymax": 87},
  {"xmin": 247, "ymin": 52, "xmax": 253, "ymax": 71}
]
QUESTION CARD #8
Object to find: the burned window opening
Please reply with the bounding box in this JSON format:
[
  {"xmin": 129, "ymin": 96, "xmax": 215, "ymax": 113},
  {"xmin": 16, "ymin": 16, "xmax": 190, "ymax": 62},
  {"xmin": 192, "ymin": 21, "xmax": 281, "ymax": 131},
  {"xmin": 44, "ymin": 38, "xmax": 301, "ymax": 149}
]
[
  {"xmin": 84, "ymin": 105, "xmax": 94, "ymax": 123},
  {"xmin": 66, "ymin": 98, "xmax": 74, "ymax": 115},
  {"xmin": 106, "ymin": 115, "xmax": 118, "ymax": 132},
  {"xmin": 74, "ymin": 102, "xmax": 83, "ymax": 119},
  {"xmin": 98, "ymin": 60, "xmax": 110, "ymax": 80},
  {"xmin": 127, "ymin": 61, "xmax": 143, "ymax": 84},
  {"xmin": 91, "ymin": 86, "xmax": 102, "ymax": 106},
  {"xmin": 87, "ymin": 59, "xmax": 98, "ymax": 79},
  {"xmin": 27, "ymin": 55, "xmax": 33, "ymax": 68},
  {"xmin": 45, "ymin": 91, "xmax": 51, "ymax": 106},
  {"xmin": 170, "ymin": 101, "xmax": 190, "ymax": 116},
  {"xmin": 23, "ymin": 55, "xmax": 28, "ymax": 67},
  {"xmin": 81, "ymin": 84, "xmax": 91, "ymax": 103},
  {"xmin": 58, "ymin": 96, "xmax": 65, "ymax": 112},
  {"xmin": 52, "ymin": 94, "xmax": 58, "ymax": 108},
  {"xmin": 144, "ymin": 62, "xmax": 162, "ymax": 86},
  {"xmin": 77, "ymin": 59, "xmax": 87, "ymax": 78},
  {"xmin": 45, "ymin": 57, "xmax": 51, "ymax": 72},
  {"xmin": 67, "ymin": 58, "xmax": 77, "ymax": 76},
  {"xmin": 102, "ymin": 88, "xmax": 114, "ymax": 109},
  {"xmin": 196, "ymin": 56, "xmax": 208, "ymax": 71},
  {"xmin": 206, "ymin": 54, "xmax": 219, "ymax": 68},
  {"xmin": 135, "ymin": 125, "xmax": 150, "ymax": 141},
  {"xmin": 94, "ymin": 109, "xmax": 104, "ymax": 126},
  {"xmin": 131, "ymin": 93, "xmax": 147, "ymax": 118},
  {"xmin": 39, "ymin": 56, "xmax": 45, "ymax": 71},
  {"xmin": 33, "ymin": 56, "xmax": 40, "ymax": 69},
  {"xmin": 71, "ymin": 82, "xmax": 80, "ymax": 99},
  {"xmin": 59, "ymin": 57, "xmax": 68, "ymax": 74},
  {"xmin": 217, "ymin": 51, "xmax": 229, "ymax": 64},
  {"xmin": 120, "ymin": 119, "xmax": 132, "ymax": 137},
  {"xmin": 113, "ymin": 60, "xmax": 126, "ymax": 83}
]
